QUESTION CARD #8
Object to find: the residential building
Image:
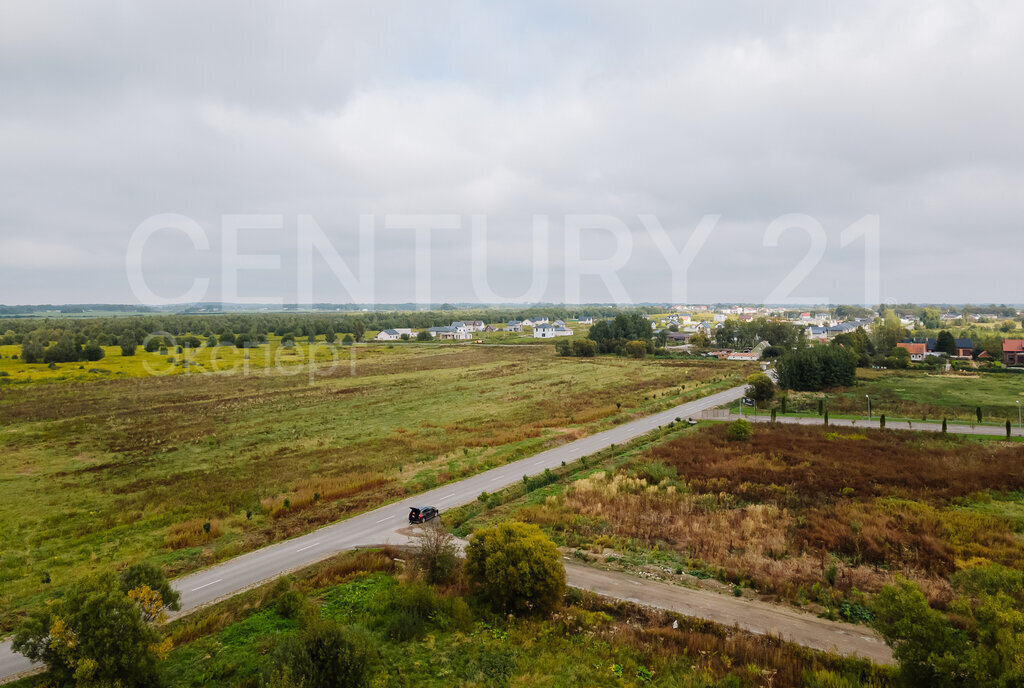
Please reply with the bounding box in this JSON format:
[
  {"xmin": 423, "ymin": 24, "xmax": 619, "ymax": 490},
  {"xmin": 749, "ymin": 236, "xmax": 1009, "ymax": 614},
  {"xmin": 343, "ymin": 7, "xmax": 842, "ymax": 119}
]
[
  {"xmin": 533, "ymin": 324, "xmax": 574, "ymax": 339},
  {"xmin": 375, "ymin": 329, "xmax": 402, "ymax": 341},
  {"xmin": 897, "ymin": 342, "xmax": 927, "ymax": 361},
  {"xmin": 506, "ymin": 320, "xmax": 523, "ymax": 332},
  {"xmin": 1003, "ymin": 339, "xmax": 1024, "ymax": 366},
  {"xmin": 427, "ymin": 326, "xmax": 471, "ymax": 340}
]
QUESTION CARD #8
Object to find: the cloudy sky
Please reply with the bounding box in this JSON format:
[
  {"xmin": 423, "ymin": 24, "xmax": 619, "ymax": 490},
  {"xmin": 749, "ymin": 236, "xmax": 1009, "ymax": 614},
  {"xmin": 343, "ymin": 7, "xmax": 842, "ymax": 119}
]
[{"xmin": 1, "ymin": 1, "xmax": 1021, "ymax": 306}]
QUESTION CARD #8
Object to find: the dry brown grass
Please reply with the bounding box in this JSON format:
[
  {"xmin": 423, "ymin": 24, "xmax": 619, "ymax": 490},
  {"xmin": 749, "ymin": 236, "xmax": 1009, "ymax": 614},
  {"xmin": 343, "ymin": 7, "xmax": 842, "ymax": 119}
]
[
  {"xmin": 163, "ymin": 518, "xmax": 222, "ymax": 549},
  {"xmin": 516, "ymin": 425, "xmax": 1024, "ymax": 604}
]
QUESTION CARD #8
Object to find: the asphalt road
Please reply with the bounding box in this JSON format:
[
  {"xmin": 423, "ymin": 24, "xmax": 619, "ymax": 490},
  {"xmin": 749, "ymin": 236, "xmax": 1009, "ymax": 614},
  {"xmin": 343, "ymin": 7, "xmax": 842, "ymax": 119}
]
[{"xmin": 0, "ymin": 384, "xmax": 746, "ymax": 682}]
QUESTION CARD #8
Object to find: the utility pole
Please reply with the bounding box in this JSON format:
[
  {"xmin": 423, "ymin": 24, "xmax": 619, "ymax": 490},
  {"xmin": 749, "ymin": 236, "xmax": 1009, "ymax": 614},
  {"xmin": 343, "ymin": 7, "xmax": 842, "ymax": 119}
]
[{"xmin": 866, "ymin": 394, "xmax": 871, "ymax": 421}]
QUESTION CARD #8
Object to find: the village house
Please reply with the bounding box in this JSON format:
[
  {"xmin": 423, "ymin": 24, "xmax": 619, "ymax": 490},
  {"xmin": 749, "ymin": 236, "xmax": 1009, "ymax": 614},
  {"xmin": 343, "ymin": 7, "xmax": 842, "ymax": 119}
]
[
  {"xmin": 1003, "ymin": 339, "xmax": 1024, "ymax": 366},
  {"xmin": 506, "ymin": 320, "xmax": 523, "ymax": 332},
  {"xmin": 375, "ymin": 329, "xmax": 402, "ymax": 341},
  {"xmin": 897, "ymin": 342, "xmax": 927, "ymax": 361},
  {"xmin": 427, "ymin": 326, "xmax": 471, "ymax": 340},
  {"xmin": 533, "ymin": 323, "xmax": 574, "ymax": 339}
]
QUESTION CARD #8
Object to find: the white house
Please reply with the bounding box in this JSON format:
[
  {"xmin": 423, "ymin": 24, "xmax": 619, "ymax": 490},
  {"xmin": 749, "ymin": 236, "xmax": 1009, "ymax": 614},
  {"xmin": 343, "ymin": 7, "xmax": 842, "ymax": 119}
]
[
  {"xmin": 428, "ymin": 326, "xmax": 471, "ymax": 340},
  {"xmin": 507, "ymin": 321, "xmax": 523, "ymax": 332},
  {"xmin": 577, "ymin": 316, "xmax": 593, "ymax": 325},
  {"xmin": 463, "ymin": 320, "xmax": 485, "ymax": 332},
  {"xmin": 375, "ymin": 329, "xmax": 402, "ymax": 341},
  {"xmin": 533, "ymin": 324, "xmax": 574, "ymax": 339}
]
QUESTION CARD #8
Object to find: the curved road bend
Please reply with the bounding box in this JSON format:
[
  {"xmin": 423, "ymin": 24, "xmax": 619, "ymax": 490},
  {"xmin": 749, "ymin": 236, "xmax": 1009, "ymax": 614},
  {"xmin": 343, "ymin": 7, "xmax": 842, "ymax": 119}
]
[{"xmin": 1, "ymin": 386, "xmax": 749, "ymax": 681}]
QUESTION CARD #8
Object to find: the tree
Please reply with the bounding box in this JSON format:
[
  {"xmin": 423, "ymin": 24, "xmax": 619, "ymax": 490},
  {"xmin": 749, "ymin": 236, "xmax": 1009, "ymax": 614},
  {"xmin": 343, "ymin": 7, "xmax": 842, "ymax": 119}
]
[
  {"xmin": 44, "ymin": 333, "xmax": 83, "ymax": 363},
  {"xmin": 415, "ymin": 330, "xmax": 432, "ymax": 342},
  {"xmin": 976, "ymin": 406, "xmax": 983, "ymax": 423},
  {"xmin": 82, "ymin": 342, "xmax": 105, "ymax": 362},
  {"xmin": 324, "ymin": 326, "xmax": 336, "ymax": 344},
  {"xmin": 622, "ymin": 340, "xmax": 647, "ymax": 359},
  {"xmin": 690, "ymin": 331, "xmax": 711, "ymax": 348},
  {"xmin": 351, "ymin": 319, "xmax": 366, "ymax": 343},
  {"xmin": 13, "ymin": 573, "xmax": 170, "ymax": 687},
  {"xmin": 872, "ymin": 579, "xmax": 967, "ymax": 687},
  {"xmin": 411, "ymin": 522, "xmax": 460, "ymax": 585},
  {"xmin": 119, "ymin": 563, "xmax": 180, "ymax": 615},
  {"xmin": 744, "ymin": 373, "xmax": 775, "ymax": 406},
  {"xmin": 279, "ymin": 620, "xmax": 374, "ymax": 688},
  {"xmin": 342, "ymin": 334, "xmax": 355, "ymax": 345},
  {"xmin": 571, "ymin": 339, "xmax": 597, "ymax": 357},
  {"xmin": 118, "ymin": 333, "xmax": 138, "ymax": 356},
  {"xmin": 554, "ymin": 339, "xmax": 572, "ymax": 356},
  {"xmin": 465, "ymin": 521, "xmax": 566, "ymax": 616},
  {"xmin": 936, "ymin": 330, "xmax": 956, "ymax": 356},
  {"xmin": 21, "ymin": 335, "xmax": 46, "ymax": 364},
  {"xmin": 891, "ymin": 346, "xmax": 911, "ymax": 369}
]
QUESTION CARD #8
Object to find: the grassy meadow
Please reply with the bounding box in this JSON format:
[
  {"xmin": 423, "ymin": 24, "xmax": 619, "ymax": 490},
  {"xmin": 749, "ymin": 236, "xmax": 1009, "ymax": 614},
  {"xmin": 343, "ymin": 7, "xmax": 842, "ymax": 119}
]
[
  {"xmin": 0, "ymin": 343, "xmax": 748, "ymax": 632},
  {"xmin": 460, "ymin": 422, "xmax": 1024, "ymax": 619}
]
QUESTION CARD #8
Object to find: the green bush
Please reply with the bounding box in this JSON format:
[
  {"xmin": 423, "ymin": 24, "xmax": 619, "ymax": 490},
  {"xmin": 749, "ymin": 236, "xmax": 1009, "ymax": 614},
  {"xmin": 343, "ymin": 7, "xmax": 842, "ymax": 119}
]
[
  {"xmin": 465, "ymin": 521, "xmax": 566, "ymax": 616},
  {"xmin": 278, "ymin": 620, "xmax": 374, "ymax": 688},
  {"xmin": 726, "ymin": 419, "xmax": 753, "ymax": 442}
]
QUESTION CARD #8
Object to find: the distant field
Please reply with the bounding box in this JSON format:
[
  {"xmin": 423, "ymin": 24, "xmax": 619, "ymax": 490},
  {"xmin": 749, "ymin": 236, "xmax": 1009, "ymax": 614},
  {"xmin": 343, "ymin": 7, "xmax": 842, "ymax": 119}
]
[
  {"xmin": 0, "ymin": 344, "xmax": 747, "ymax": 631},
  {"xmin": 783, "ymin": 369, "xmax": 1024, "ymax": 424},
  {"xmin": 0, "ymin": 338, "xmax": 442, "ymax": 384}
]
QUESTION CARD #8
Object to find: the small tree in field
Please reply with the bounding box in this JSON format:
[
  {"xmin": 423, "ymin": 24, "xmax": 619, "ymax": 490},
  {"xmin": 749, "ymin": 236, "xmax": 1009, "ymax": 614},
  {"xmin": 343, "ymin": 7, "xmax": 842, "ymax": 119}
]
[
  {"xmin": 416, "ymin": 330, "xmax": 432, "ymax": 341},
  {"xmin": 466, "ymin": 521, "xmax": 565, "ymax": 616},
  {"xmin": 622, "ymin": 340, "xmax": 647, "ymax": 359},
  {"xmin": 726, "ymin": 419, "xmax": 752, "ymax": 442},
  {"xmin": 411, "ymin": 522, "xmax": 461, "ymax": 585}
]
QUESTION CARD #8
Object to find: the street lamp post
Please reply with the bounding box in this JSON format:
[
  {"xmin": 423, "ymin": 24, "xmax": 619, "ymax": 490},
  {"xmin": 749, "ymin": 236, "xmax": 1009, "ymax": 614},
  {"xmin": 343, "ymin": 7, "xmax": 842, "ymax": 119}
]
[{"xmin": 866, "ymin": 394, "xmax": 871, "ymax": 421}]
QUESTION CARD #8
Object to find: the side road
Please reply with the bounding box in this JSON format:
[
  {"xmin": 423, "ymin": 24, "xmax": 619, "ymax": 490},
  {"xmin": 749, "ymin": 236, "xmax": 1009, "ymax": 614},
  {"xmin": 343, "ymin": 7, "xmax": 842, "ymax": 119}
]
[
  {"xmin": 0, "ymin": 384, "xmax": 748, "ymax": 683},
  {"xmin": 565, "ymin": 562, "xmax": 893, "ymax": 665},
  {"xmin": 728, "ymin": 412, "xmax": 1024, "ymax": 438}
]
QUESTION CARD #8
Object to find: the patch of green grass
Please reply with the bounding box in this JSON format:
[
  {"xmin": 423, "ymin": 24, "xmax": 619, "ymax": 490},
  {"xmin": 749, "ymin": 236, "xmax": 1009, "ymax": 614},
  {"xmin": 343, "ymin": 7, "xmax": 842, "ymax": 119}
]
[{"xmin": 780, "ymin": 369, "xmax": 1024, "ymax": 424}]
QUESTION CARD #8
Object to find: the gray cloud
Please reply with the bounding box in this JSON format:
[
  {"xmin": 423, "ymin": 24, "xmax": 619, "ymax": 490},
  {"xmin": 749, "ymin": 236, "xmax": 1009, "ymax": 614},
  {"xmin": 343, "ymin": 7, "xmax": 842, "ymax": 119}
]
[{"xmin": 0, "ymin": 1, "xmax": 1022, "ymax": 305}]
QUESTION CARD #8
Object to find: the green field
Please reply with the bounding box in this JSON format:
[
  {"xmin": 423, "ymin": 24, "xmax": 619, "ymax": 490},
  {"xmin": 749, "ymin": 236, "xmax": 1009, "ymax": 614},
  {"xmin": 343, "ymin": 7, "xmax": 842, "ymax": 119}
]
[
  {"xmin": 781, "ymin": 369, "xmax": 1024, "ymax": 424},
  {"xmin": 0, "ymin": 344, "xmax": 747, "ymax": 632}
]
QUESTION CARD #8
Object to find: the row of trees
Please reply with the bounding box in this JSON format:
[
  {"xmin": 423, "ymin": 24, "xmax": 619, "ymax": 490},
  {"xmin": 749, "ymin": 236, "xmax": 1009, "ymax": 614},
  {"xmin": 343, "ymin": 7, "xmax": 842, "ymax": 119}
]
[
  {"xmin": 775, "ymin": 345, "xmax": 858, "ymax": 391},
  {"xmin": 0, "ymin": 306, "xmax": 656, "ymax": 345},
  {"xmin": 20, "ymin": 333, "xmax": 105, "ymax": 364}
]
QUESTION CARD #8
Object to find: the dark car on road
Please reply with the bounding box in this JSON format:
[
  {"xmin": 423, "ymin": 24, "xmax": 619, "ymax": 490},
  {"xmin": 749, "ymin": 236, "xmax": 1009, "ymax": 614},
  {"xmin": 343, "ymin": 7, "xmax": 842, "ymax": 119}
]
[{"xmin": 408, "ymin": 506, "xmax": 439, "ymax": 524}]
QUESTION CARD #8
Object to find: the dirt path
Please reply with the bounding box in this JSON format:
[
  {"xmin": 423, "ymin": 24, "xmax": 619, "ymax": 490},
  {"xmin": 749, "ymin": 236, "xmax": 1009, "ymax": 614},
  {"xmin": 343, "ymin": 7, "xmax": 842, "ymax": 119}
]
[{"xmin": 564, "ymin": 562, "xmax": 893, "ymax": 665}]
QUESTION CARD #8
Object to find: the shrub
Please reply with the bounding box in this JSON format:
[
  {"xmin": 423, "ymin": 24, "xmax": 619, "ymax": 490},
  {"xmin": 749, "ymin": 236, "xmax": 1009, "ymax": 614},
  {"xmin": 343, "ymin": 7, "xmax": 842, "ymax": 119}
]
[
  {"xmin": 411, "ymin": 522, "xmax": 461, "ymax": 585},
  {"xmin": 725, "ymin": 419, "xmax": 752, "ymax": 442},
  {"xmin": 465, "ymin": 521, "xmax": 566, "ymax": 616},
  {"xmin": 276, "ymin": 588, "xmax": 306, "ymax": 620},
  {"xmin": 279, "ymin": 620, "xmax": 374, "ymax": 688}
]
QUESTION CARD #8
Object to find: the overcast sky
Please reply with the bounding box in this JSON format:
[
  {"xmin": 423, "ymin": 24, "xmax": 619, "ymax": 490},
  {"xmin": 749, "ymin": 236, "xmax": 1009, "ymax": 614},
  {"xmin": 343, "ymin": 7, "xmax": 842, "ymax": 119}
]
[{"xmin": 1, "ymin": 1, "xmax": 1021, "ymax": 306}]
